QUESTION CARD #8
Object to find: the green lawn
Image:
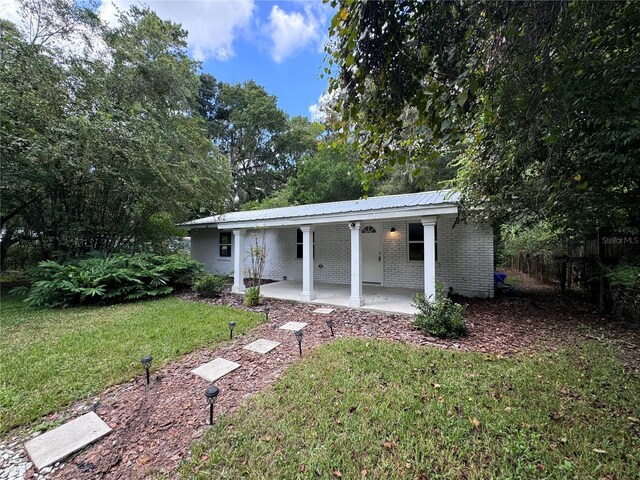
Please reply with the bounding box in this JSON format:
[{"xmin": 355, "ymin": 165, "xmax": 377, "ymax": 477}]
[
  {"xmin": 0, "ymin": 294, "xmax": 263, "ymax": 433},
  {"xmin": 183, "ymin": 339, "xmax": 639, "ymax": 480}
]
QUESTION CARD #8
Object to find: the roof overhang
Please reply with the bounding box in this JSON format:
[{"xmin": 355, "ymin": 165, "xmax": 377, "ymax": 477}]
[{"xmin": 187, "ymin": 203, "xmax": 458, "ymax": 230}]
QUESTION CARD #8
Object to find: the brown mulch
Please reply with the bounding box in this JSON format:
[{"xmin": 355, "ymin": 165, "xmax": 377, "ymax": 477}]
[{"xmin": 33, "ymin": 273, "xmax": 638, "ymax": 480}]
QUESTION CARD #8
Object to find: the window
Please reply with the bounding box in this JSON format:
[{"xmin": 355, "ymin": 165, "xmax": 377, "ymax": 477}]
[
  {"xmin": 296, "ymin": 228, "xmax": 315, "ymax": 259},
  {"xmin": 408, "ymin": 223, "xmax": 438, "ymax": 261},
  {"xmin": 219, "ymin": 232, "xmax": 231, "ymax": 257},
  {"xmin": 362, "ymin": 225, "xmax": 377, "ymax": 233}
]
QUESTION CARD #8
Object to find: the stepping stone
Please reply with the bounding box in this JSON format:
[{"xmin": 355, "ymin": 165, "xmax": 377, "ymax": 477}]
[
  {"xmin": 279, "ymin": 321, "xmax": 308, "ymax": 331},
  {"xmin": 313, "ymin": 307, "xmax": 335, "ymax": 314},
  {"xmin": 24, "ymin": 412, "xmax": 111, "ymax": 471},
  {"xmin": 243, "ymin": 339, "xmax": 280, "ymax": 354},
  {"xmin": 191, "ymin": 357, "xmax": 240, "ymax": 383}
]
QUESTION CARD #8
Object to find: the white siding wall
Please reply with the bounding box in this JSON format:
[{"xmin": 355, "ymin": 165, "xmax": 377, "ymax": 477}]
[{"xmin": 190, "ymin": 215, "xmax": 494, "ymax": 298}]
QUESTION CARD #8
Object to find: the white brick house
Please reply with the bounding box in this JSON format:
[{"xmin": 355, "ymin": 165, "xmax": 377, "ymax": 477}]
[{"xmin": 185, "ymin": 190, "xmax": 494, "ymax": 311}]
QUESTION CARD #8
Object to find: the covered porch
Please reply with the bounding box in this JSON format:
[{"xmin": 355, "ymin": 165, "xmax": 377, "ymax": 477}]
[{"xmin": 258, "ymin": 280, "xmax": 420, "ymax": 315}]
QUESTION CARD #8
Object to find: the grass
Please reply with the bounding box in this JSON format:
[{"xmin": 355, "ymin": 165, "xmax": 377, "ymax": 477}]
[
  {"xmin": 183, "ymin": 339, "xmax": 640, "ymax": 479},
  {"xmin": 0, "ymin": 294, "xmax": 263, "ymax": 433}
]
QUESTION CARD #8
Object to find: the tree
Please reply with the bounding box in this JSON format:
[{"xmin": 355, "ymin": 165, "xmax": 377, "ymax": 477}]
[
  {"xmin": 327, "ymin": 1, "xmax": 640, "ymax": 236},
  {"xmin": 1, "ymin": 3, "xmax": 230, "ymax": 263},
  {"xmin": 195, "ymin": 75, "xmax": 321, "ymax": 204},
  {"xmin": 240, "ymin": 143, "xmax": 364, "ymax": 210},
  {"xmin": 288, "ymin": 144, "xmax": 363, "ymax": 205}
]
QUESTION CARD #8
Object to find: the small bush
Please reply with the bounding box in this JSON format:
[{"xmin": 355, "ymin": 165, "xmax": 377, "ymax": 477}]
[
  {"xmin": 193, "ymin": 274, "xmax": 228, "ymax": 298},
  {"xmin": 412, "ymin": 282, "xmax": 467, "ymax": 338},
  {"xmin": 13, "ymin": 253, "xmax": 204, "ymax": 308},
  {"xmin": 608, "ymin": 263, "xmax": 640, "ymax": 322},
  {"xmin": 244, "ymin": 286, "xmax": 261, "ymax": 307}
]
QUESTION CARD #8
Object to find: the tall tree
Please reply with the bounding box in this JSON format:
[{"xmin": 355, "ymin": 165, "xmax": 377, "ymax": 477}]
[
  {"xmin": 1, "ymin": 3, "xmax": 230, "ymax": 261},
  {"xmin": 327, "ymin": 1, "xmax": 640, "ymax": 236},
  {"xmin": 195, "ymin": 75, "xmax": 321, "ymax": 204}
]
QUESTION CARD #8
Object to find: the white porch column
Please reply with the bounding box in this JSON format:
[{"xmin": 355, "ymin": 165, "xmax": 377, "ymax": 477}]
[
  {"xmin": 300, "ymin": 225, "xmax": 315, "ymax": 302},
  {"xmin": 422, "ymin": 218, "xmax": 437, "ymax": 299},
  {"xmin": 231, "ymin": 229, "xmax": 246, "ymax": 293},
  {"xmin": 348, "ymin": 221, "xmax": 364, "ymax": 307}
]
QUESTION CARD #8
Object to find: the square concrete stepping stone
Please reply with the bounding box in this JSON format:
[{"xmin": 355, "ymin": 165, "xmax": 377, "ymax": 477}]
[
  {"xmin": 24, "ymin": 412, "xmax": 111, "ymax": 471},
  {"xmin": 279, "ymin": 321, "xmax": 308, "ymax": 331},
  {"xmin": 191, "ymin": 357, "xmax": 240, "ymax": 383},
  {"xmin": 243, "ymin": 339, "xmax": 280, "ymax": 354},
  {"xmin": 313, "ymin": 307, "xmax": 335, "ymax": 314}
]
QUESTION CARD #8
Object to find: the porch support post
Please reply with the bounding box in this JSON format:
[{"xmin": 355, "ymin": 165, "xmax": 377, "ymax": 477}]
[
  {"xmin": 232, "ymin": 229, "xmax": 246, "ymax": 293},
  {"xmin": 421, "ymin": 218, "xmax": 437, "ymax": 299},
  {"xmin": 348, "ymin": 221, "xmax": 364, "ymax": 307},
  {"xmin": 300, "ymin": 225, "xmax": 315, "ymax": 302}
]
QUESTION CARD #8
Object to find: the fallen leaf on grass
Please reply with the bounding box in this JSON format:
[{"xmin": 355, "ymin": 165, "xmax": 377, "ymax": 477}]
[
  {"xmin": 628, "ymin": 417, "xmax": 639, "ymax": 423},
  {"xmin": 299, "ymin": 464, "xmax": 307, "ymax": 473},
  {"xmin": 360, "ymin": 468, "xmax": 367, "ymax": 478},
  {"xmin": 382, "ymin": 441, "xmax": 393, "ymax": 449},
  {"xmin": 262, "ymin": 435, "xmax": 271, "ymax": 442},
  {"xmin": 593, "ymin": 448, "xmax": 607, "ymax": 454},
  {"xmin": 470, "ymin": 417, "xmax": 481, "ymax": 429},
  {"xmin": 333, "ymin": 470, "xmax": 343, "ymax": 478}
]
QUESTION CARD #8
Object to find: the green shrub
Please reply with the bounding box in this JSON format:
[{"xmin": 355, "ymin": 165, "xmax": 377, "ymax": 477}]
[
  {"xmin": 193, "ymin": 274, "xmax": 228, "ymax": 298},
  {"xmin": 412, "ymin": 282, "xmax": 467, "ymax": 338},
  {"xmin": 13, "ymin": 253, "xmax": 204, "ymax": 308},
  {"xmin": 243, "ymin": 286, "xmax": 261, "ymax": 307},
  {"xmin": 608, "ymin": 264, "xmax": 640, "ymax": 322}
]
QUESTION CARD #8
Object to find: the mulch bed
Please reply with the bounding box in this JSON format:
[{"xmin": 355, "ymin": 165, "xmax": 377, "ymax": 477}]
[{"xmin": 24, "ymin": 274, "xmax": 638, "ymax": 479}]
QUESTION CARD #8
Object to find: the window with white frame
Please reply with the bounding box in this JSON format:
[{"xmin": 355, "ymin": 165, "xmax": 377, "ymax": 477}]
[
  {"xmin": 407, "ymin": 223, "xmax": 437, "ymax": 261},
  {"xmin": 219, "ymin": 232, "xmax": 232, "ymax": 257},
  {"xmin": 296, "ymin": 229, "xmax": 315, "ymax": 259}
]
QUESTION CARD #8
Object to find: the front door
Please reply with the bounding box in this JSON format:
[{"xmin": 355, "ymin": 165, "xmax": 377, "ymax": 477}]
[{"xmin": 361, "ymin": 223, "xmax": 383, "ymax": 284}]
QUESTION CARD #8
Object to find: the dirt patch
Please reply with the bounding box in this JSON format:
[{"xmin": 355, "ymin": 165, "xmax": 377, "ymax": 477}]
[{"xmin": 29, "ymin": 274, "xmax": 639, "ymax": 479}]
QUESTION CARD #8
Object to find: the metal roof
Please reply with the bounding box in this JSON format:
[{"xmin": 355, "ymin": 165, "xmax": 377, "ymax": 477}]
[{"xmin": 184, "ymin": 189, "xmax": 459, "ymax": 227}]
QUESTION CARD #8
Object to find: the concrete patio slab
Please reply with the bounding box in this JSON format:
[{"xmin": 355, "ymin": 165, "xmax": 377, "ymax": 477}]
[
  {"xmin": 191, "ymin": 358, "xmax": 240, "ymax": 383},
  {"xmin": 243, "ymin": 339, "xmax": 280, "ymax": 354},
  {"xmin": 260, "ymin": 281, "xmax": 419, "ymax": 315},
  {"xmin": 313, "ymin": 307, "xmax": 335, "ymax": 314},
  {"xmin": 24, "ymin": 412, "xmax": 111, "ymax": 471},
  {"xmin": 279, "ymin": 321, "xmax": 308, "ymax": 331}
]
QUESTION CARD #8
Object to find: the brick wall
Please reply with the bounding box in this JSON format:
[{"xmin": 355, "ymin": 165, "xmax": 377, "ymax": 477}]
[
  {"xmin": 190, "ymin": 216, "xmax": 494, "ymax": 298},
  {"xmin": 382, "ymin": 216, "xmax": 494, "ymax": 297}
]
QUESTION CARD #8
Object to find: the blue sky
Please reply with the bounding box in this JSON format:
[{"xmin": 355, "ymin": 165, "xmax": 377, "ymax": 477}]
[
  {"xmin": 201, "ymin": 1, "xmax": 332, "ymax": 118},
  {"xmin": 0, "ymin": 0, "xmax": 334, "ymax": 119}
]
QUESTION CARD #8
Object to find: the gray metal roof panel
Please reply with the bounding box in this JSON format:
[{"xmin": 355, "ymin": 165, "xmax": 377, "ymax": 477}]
[{"xmin": 184, "ymin": 189, "xmax": 459, "ymax": 226}]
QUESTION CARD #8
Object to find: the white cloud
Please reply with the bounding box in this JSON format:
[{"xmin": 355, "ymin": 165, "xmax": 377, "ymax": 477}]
[
  {"xmin": 99, "ymin": 0, "xmax": 255, "ymax": 61},
  {"xmin": 267, "ymin": 4, "xmax": 323, "ymax": 63},
  {"xmin": 308, "ymin": 103, "xmax": 323, "ymax": 122},
  {"xmin": 308, "ymin": 89, "xmax": 339, "ymax": 123}
]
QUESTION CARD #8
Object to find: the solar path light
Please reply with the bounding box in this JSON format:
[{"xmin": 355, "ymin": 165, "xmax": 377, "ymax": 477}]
[
  {"xmin": 264, "ymin": 305, "xmax": 271, "ymax": 322},
  {"xmin": 205, "ymin": 386, "xmax": 220, "ymax": 425},
  {"xmin": 325, "ymin": 318, "xmax": 334, "ymax": 337},
  {"xmin": 229, "ymin": 321, "xmax": 236, "ymax": 340},
  {"xmin": 295, "ymin": 330, "xmax": 303, "ymax": 357},
  {"xmin": 140, "ymin": 355, "xmax": 153, "ymax": 385}
]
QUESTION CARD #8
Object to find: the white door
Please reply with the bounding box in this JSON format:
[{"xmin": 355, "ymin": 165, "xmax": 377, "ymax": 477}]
[{"xmin": 361, "ymin": 223, "xmax": 383, "ymax": 284}]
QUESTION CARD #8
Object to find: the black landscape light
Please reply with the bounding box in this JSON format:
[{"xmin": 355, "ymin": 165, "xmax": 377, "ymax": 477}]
[
  {"xmin": 140, "ymin": 355, "xmax": 153, "ymax": 385},
  {"xmin": 326, "ymin": 318, "xmax": 334, "ymax": 337},
  {"xmin": 390, "ymin": 227, "xmax": 396, "ymax": 233},
  {"xmin": 264, "ymin": 305, "xmax": 271, "ymax": 322},
  {"xmin": 205, "ymin": 386, "xmax": 220, "ymax": 425},
  {"xmin": 295, "ymin": 330, "xmax": 303, "ymax": 357},
  {"xmin": 229, "ymin": 321, "xmax": 236, "ymax": 340}
]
